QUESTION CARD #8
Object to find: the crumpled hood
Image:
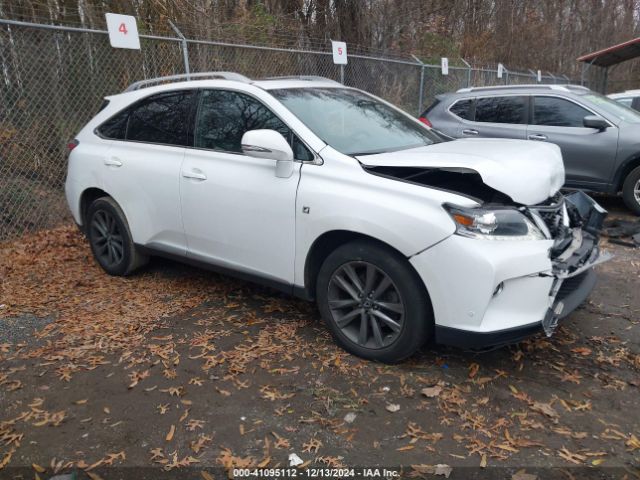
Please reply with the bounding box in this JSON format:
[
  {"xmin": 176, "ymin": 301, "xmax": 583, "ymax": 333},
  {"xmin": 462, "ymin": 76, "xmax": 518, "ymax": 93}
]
[{"xmin": 357, "ymin": 138, "xmax": 565, "ymax": 205}]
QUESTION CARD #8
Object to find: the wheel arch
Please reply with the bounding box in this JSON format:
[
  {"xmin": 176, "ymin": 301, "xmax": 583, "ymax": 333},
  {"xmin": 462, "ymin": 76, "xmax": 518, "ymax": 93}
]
[
  {"xmin": 301, "ymin": 229, "xmax": 432, "ymax": 306},
  {"xmin": 614, "ymin": 153, "xmax": 640, "ymax": 192},
  {"xmin": 79, "ymin": 187, "xmax": 110, "ymax": 230}
]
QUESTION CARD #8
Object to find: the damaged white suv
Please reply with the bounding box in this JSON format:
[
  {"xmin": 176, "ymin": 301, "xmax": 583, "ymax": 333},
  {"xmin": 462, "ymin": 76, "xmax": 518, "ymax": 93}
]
[{"xmin": 65, "ymin": 73, "xmax": 610, "ymax": 362}]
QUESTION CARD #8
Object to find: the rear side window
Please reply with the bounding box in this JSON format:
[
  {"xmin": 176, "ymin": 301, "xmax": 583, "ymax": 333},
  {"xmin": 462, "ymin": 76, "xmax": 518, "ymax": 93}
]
[
  {"xmin": 475, "ymin": 96, "xmax": 526, "ymax": 124},
  {"xmin": 127, "ymin": 91, "xmax": 195, "ymax": 146},
  {"xmin": 533, "ymin": 96, "xmax": 591, "ymax": 127},
  {"xmin": 97, "ymin": 110, "xmax": 128, "ymax": 139},
  {"xmin": 449, "ymin": 99, "xmax": 473, "ymax": 120},
  {"xmin": 195, "ymin": 89, "xmax": 312, "ymax": 160}
]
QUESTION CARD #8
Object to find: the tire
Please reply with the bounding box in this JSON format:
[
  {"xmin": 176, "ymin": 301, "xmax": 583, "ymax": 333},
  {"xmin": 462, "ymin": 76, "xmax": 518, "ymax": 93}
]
[
  {"xmin": 622, "ymin": 166, "xmax": 640, "ymax": 215},
  {"xmin": 316, "ymin": 239, "xmax": 433, "ymax": 363},
  {"xmin": 86, "ymin": 196, "xmax": 148, "ymax": 276}
]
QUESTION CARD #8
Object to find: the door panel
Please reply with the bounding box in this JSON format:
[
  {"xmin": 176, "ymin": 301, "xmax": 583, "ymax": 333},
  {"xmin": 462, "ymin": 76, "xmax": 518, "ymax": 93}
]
[
  {"xmin": 101, "ymin": 141, "xmax": 187, "ymax": 252},
  {"xmin": 93, "ymin": 90, "xmax": 196, "ymax": 254},
  {"xmin": 180, "ymin": 89, "xmax": 306, "ymax": 284},
  {"xmin": 181, "ymin": 151, "xmax": 300, "ymax": 283},
  {"xmin": 528, "ymin": 96, "xmax": 619, "ymax": 187}
]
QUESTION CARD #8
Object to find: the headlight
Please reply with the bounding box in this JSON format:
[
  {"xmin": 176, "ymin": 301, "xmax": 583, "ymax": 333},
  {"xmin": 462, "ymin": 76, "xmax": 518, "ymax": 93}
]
[{"xmin": 444, "ymin": 204, "xmax": 545, "ymax": 241}]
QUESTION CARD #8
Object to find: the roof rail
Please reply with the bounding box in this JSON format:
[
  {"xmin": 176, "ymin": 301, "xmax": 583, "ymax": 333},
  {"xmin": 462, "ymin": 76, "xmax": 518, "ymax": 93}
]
[
  {"xmin": 259, "ymin": 75, "xmax": 342, "ymax": 85},
  {"xmin": 457, "ymin": 84, "xmax": 568, "ymax": 93},
  {"xmin": 124, "ymin": 72, "xmax": 252, "ymax": 92}
]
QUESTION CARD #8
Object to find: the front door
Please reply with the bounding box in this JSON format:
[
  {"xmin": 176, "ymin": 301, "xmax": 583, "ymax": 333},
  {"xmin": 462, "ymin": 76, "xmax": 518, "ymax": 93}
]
[
  {"xmin": 527, "ymin": 95, "xmax": 618, "ymax": 189},
  {"xmin": 180, "ymin": 89, "xmax": 309, "ymax": 285}
]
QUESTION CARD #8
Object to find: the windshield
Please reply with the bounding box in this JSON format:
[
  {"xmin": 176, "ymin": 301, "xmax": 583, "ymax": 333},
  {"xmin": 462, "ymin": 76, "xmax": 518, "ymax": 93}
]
[
  {"xmin": 270, "ymin": 88, "xmax": 441, "ymax": 155},
  {"xmin": 581, "ymin": 92, "xmax": 640, "ymax": 124}
]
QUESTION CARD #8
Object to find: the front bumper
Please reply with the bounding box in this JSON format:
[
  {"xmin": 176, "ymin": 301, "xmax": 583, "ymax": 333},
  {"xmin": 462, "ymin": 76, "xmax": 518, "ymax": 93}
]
[
  {"xmin": 433, "ymin": 269, "xmax": 596, "ymax": 349},
  {"xmin": 410, "ymin": 191, "xmax": 610, "ymax": 349}
]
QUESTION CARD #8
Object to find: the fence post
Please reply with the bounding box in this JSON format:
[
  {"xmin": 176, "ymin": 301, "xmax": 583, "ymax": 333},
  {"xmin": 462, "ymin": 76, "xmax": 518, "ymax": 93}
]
[
  {"xmin": 460, "ymin": 58, "xmax": 472, "ymax": 87},
  {"xmin": 169, "ymin": 20, "xmax": 190, "ymax": 79},
  {"xmin": 412, "ymin": 55, "xmax": 425, "ymax": 116}
]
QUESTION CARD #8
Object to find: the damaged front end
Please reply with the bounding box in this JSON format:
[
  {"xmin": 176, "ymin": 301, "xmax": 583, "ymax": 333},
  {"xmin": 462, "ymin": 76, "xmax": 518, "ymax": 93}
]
[{"xmin": 527, "ymin": 191, "xmax": 612, "ymax": 336}]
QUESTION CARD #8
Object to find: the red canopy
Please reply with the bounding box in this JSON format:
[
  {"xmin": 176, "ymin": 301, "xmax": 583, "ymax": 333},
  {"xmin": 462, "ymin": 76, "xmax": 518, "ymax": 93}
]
[{"xmin": 577, "ymin": 37, "xmax": 640, "ymax": 67}]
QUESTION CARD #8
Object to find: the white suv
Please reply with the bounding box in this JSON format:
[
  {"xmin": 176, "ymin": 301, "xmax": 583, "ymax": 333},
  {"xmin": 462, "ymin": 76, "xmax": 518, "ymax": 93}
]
[{"xmin": 65, "ymin": 73, "xmax": 610, "ymax": 362}]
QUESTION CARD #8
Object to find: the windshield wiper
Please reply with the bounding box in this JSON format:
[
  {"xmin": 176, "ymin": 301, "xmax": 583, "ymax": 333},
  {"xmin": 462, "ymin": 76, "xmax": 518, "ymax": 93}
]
[{"xmin": 349, "ymin": 150, "xmax": 385, "ymax": 156}]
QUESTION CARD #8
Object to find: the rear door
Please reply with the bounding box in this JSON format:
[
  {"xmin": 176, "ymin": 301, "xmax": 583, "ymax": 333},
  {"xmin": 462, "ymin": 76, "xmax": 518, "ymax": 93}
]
[
  {"xmin": 460, "ymin": 95, "xmax": 528, "ymax": 139},
  {"xmin": 527, "ymin": 95, "xmax": 618, "ymax": 188},
  {"xmin": 97, "ymin": 90, "xmax": 195, "ymax": 254}
]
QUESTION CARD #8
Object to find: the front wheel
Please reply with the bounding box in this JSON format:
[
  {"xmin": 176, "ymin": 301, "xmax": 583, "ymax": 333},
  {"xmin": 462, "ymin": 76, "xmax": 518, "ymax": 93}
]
[
  {"xmin": 622, "ymin": 166, "xmax": 640, "ymax": 215},
  {"xmin": 316, "ymin": 239, "xmax": 433, "ymax": 363}
]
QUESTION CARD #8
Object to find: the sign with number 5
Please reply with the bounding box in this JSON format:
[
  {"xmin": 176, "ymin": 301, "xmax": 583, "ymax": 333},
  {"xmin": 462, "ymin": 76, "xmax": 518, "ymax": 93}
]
[
  {"xmin": 331, "ymin": 41, "xmax": 348, "ymax": 65},
  {"xmin": 106, "ymin": 13, "xmax": 140, "ymax": 50}
]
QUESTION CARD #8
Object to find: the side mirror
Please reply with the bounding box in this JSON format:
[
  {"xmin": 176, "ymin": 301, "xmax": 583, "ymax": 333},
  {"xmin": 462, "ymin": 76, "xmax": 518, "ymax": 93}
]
[
  {"xmin": 241, "ymin": 129, "xmax": 294, "ymax": 178},
  {"xmin": 583, "ymin": 115, "xmax": 608, "ymax": 131}
]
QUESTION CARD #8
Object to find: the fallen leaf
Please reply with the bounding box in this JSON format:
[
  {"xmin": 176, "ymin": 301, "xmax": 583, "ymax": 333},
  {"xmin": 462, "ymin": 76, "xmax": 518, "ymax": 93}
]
[
  {"xmin": 386, "ymin": 403, "xmax": 401, "ymax": 413},
  {"xmin": 421, "ymin": 386, "xmax": 442, "ymax": 398},
  {"xmin": 32, "ymin": 463, "xmax": 45, "ymax": 473},
  {"xmin": 166, "ymin": 424, "xmax": 175, "ymax": 442}
]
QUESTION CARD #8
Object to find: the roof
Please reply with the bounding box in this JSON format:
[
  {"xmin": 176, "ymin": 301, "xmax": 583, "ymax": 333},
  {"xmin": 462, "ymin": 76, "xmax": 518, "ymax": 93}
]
[{"xmin": 577, "ymin": 37, "xmax": 640, "ymax": 67}]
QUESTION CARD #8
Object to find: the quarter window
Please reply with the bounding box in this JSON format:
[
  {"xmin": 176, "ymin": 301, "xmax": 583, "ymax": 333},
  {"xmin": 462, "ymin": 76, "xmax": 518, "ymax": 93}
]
[
  {"xmin": 97, "ymin": 110, "xmax": 128, "ymax": 140},
  {"xmin": 126, "ymin": 91, "xmax": 195, "ymax": 146},
  {"xmin": 533, "ymin": 96, "xmax": 591, "ymax": 127},
  {"xmin": 475, "ymin": 96, "xmax": 526, "ymax": 124},
  {"xmin": 449, "ymin": 99, "xmax": 473, "ymax": 120},
  {"xmin": 195, "ymin": 90, "xmax": 312, "ymax": 161}
]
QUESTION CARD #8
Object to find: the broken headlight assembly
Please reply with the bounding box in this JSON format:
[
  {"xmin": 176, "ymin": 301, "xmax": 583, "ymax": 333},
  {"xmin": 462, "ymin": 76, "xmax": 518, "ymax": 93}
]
[{"xmin": 444, "ymin": 204, "xmax": 545, "ymax": 241}]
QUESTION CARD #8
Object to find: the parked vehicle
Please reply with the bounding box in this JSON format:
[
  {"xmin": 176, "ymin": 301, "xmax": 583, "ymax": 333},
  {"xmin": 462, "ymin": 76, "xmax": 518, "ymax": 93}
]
[
  {"xmin": 420, "ymin": 85, "xmax": 640, "ymax": 214},
  {"xmin": 66, "ymin": 73, "xmax": 609, "ymax": 362},
  {"xmin": 608, "ymin": 90, "xmax": 640, "ymax": 112}
]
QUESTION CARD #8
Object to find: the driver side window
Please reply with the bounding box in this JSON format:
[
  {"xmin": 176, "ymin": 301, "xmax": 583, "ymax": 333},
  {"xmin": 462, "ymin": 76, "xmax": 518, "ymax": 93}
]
[
  {"xmin": 532, "ymin": 96, "xmax": 592, "ymax": 128},
  {"xmin": 195, "ymin": 90, "xmax": 313, "ymax": 161}
]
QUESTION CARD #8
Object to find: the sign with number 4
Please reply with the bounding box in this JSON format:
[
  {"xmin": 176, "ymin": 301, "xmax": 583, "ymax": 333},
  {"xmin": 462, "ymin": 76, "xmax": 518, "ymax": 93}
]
[{"xmin": 106, "ymin": 13, "xmax": 140, "ymax": 50}]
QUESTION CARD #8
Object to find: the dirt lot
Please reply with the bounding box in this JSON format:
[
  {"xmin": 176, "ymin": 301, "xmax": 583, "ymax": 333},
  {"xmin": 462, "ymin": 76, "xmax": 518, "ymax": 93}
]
[{"xmin": 1, "ymin": 197, "xmax": 639, "ymax": 480}]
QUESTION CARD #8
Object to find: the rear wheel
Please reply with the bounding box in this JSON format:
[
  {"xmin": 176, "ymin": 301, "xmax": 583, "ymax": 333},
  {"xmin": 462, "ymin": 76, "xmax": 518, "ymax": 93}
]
[
  {"xmin": 86, "ymin": 197, "xmax": 148, "ymax": 276},
  {"xmin": 316, "ymin": 239, "xmax": 432, "ymax": 363},
  {"xmin": 622, "ymin": 166, "xmax": 640, "ymax": 215}
]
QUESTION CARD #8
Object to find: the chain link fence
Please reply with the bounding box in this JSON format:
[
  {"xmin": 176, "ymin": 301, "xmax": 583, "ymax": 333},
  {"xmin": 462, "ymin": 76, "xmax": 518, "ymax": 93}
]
[{"xmin": 0, "ymin": 18, "xmax": 582, "ymax": 241}]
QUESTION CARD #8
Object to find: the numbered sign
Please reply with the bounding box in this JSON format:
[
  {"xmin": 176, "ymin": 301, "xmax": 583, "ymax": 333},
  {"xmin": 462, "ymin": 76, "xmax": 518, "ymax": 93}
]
[
  {"xmin": 441, "ymin": 57, "xmax": 449, "ymax": 75},
  {"xmin": 106, "ymin": 13, "xmax": 140, "ymax": 50},
  {"xmin": 497, "ymin": 63, "xmax": 504, "ymax": 79},
  {"xmin": 331, "ymin": 41, "xmax": 348, "ymax": 65}
]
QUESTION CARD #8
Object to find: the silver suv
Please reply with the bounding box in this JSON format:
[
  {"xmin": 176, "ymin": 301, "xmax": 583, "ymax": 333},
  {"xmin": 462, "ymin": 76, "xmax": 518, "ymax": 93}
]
[{"xmin": 421, "ymin": 85, "xmax": 640, "ymax": 214}]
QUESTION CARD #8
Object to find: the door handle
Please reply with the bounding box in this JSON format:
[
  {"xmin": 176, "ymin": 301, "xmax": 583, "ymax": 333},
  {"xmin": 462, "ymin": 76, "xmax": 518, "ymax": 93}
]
[
  {"xmin": 104, "ymin": 157, "xmax": 122, "ymax": 167},
  {"xmin": 528, "ymin": 134, "xmax": 548, "ymax": 141},
  {"xmin": 462, "ymin": 129, "xmax": 479, "ymax": 136},
  {"xmin": 182, "ymin": 170, "xmax": 207, "ymax": 181}
]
